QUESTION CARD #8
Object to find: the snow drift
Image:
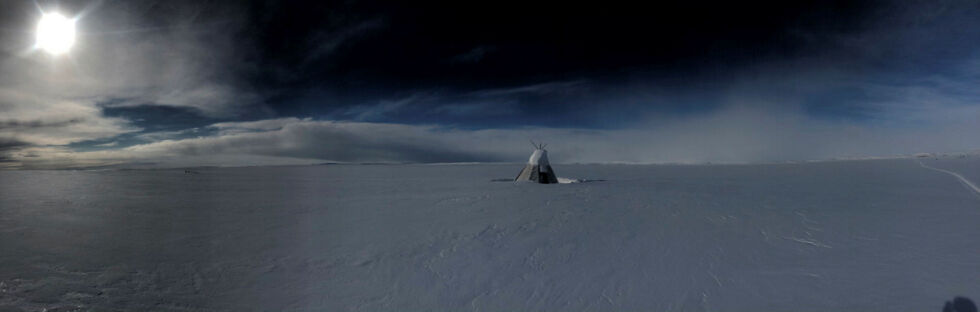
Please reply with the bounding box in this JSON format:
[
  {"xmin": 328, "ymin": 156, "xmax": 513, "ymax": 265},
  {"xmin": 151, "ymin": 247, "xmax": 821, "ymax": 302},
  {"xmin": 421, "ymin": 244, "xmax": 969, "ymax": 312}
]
[{"xmin": 1, "ymin": 159, "xmax": 978, "ymax": 311}]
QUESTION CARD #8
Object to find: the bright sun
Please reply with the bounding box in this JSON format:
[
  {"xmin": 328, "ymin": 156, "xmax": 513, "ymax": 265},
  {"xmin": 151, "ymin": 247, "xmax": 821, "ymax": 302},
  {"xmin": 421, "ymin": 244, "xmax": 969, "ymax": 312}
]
[{"xmin": 36, "ymin": 12, "xmax": 76, "ymax": 55}]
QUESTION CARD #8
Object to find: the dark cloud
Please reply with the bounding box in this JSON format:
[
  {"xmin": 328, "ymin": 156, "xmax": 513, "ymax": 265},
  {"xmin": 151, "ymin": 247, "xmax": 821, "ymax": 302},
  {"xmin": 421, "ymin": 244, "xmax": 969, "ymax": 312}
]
[
  {"xmin": 0, "ymin": 118, "xmax": 85, "ymax": 130},
  {"xmin": 0, "ymin": 138, "xmax": 29, "ymax": 163},
  {"xmin": 100, "ymin": 104, "xmax": 221, "ymax": 132},
  {"xmin": 0, "ymin": 137, "xmax": 29, "ymax": 150}
]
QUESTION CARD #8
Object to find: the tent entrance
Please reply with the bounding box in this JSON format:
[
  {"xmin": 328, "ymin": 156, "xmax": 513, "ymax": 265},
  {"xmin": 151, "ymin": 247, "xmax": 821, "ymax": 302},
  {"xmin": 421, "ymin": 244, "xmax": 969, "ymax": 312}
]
[{"xmin": 538, "ymin": 172, "xmax": 551, "ymax": 184}]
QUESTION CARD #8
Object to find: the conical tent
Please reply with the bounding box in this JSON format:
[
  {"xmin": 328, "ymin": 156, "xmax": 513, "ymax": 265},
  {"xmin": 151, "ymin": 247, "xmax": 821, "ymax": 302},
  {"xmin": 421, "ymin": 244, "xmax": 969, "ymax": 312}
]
[{"xmin": 515, "ymin": 142, "xmax": 558, "ymax": 184}]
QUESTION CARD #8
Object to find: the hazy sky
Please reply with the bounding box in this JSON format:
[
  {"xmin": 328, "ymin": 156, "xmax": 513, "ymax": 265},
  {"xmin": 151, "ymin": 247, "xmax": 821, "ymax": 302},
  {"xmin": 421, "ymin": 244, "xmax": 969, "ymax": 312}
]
[{"xmin": 1, "ymin": 0, "xmax": 979, "ymax": 168}]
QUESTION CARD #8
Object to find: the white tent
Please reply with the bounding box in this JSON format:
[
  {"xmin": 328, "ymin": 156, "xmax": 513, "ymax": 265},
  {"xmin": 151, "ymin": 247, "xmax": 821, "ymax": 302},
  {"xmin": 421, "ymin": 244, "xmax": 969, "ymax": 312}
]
[{"xmin": 515, "ymin": 142, "xmax": 558, "ymax": 184}]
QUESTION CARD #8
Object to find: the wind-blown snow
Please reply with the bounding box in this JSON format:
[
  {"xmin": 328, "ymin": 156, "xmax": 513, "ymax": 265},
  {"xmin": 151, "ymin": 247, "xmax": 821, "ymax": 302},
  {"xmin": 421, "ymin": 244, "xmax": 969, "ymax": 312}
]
[
  {"xmin": 1, "ymin": 159, "xmax": 979, "ymax": 311},
  {"xmin": 556, "ymin": 177, "xmax": 580, "ymax": 184}
]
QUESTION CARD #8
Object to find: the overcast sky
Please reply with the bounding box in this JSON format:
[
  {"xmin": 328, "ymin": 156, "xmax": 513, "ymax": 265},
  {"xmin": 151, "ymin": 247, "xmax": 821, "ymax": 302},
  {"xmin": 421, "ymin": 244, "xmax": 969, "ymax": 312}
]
[{"xmin": 2, "ymin": 0, "xmax": 979, "ymax": 168}]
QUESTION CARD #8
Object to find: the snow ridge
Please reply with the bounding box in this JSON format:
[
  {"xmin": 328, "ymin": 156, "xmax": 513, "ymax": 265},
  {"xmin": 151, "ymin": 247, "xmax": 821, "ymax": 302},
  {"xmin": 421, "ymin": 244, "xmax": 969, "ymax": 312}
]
[{"xmin": 918, "ymin": 160, "xmax": 980, "ymax": 197}]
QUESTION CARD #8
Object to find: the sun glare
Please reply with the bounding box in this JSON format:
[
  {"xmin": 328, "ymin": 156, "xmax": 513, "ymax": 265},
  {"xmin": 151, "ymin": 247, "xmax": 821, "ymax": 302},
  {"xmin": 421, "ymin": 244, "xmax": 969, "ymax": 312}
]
[{"xmin": 36, "ymin": 12, "xmax": 76, "ymax": 55}]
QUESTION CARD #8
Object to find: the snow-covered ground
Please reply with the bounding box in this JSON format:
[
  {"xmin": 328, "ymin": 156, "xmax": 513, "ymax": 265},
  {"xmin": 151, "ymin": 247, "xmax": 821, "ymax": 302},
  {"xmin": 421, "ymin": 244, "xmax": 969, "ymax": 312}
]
[{"xmin": 1, "ymin": 159, "xmax": 979, "ymax": 311}]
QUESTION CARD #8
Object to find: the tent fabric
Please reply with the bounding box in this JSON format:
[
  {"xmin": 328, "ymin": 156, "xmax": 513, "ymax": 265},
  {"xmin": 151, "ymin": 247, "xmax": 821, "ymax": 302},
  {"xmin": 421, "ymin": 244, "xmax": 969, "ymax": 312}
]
[{"xmin": 515, "ymin": 148, "xmax": 558, "ymax": 184}]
